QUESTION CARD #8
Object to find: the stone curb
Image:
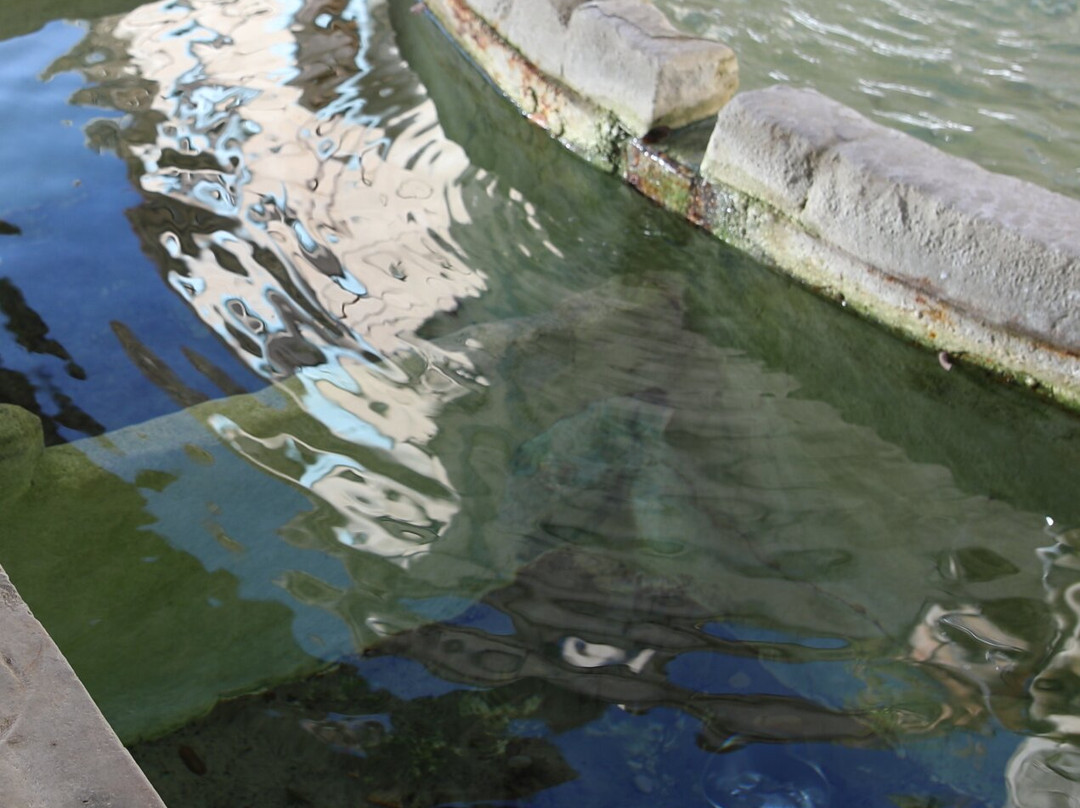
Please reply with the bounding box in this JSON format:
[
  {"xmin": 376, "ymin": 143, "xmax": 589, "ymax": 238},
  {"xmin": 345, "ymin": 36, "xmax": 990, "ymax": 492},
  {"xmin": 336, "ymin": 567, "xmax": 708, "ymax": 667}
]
[
  {"xmin": 0, "ymin": 565, "xmax": 167, "ymax": 807},
  {"xmin": 464, "ymin": 0, "xmax": 737, "ymax": 136},
  {"xmin": 704, "ymin": 86, "xmax": 1080, "ymax": 355},
  {"xmin": 421, "ymin": 0, "xmax": 1080, "ymax": 410}
]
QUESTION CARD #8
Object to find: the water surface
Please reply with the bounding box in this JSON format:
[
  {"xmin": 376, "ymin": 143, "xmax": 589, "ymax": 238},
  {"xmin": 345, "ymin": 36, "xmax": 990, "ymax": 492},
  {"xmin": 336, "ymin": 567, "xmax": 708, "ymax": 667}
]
[
  {"xmin": 1, "ymin": 1, "xmax": 1080, "ymax": 806},
  {"xmin": 658, "ymin": 0, "xmax": 1080, "ymax": 198}
]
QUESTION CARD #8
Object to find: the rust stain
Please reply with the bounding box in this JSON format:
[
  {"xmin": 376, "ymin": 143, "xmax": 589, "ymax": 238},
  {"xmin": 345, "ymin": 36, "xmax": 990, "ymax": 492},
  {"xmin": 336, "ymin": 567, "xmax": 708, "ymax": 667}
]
[
  {"xmin": 433, "ymin": 0, "xmax": 576, "ymax": 140},
  {"xmin": 623, "ymin": 140, "xmax": 695, "ymax": 215},
  {"xmin": 688, "ymin": 180, "xmax": 720, "ymax": 229}
]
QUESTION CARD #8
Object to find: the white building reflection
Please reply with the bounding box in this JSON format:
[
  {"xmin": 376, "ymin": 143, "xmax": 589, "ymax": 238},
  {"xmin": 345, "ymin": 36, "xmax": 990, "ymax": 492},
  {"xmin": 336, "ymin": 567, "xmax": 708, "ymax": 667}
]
[{"xmin": 92, "ymin": 0, "xmax": 487, "ymax": 564}]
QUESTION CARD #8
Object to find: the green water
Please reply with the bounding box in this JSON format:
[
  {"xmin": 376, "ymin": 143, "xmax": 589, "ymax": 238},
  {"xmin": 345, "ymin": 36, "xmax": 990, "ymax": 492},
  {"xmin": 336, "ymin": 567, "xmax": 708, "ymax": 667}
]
[
  {"xmin": 659, "ymin": 0, "xmax": 1080, "ymax": 198},
  {"xmin": 1, "ymin": 0, "xmax": 1080, "ymax": 805}
]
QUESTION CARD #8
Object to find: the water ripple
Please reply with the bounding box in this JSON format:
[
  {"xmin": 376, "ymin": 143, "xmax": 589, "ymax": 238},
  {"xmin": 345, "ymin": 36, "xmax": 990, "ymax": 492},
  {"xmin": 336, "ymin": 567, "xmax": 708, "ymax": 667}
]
[
  {"xmin": 55, "ymin": 0, "xmax": 489, "ymax": 566},
  {"xmin": 657, "ymin": 0, "xmax": 1080, "ymax": 197}
]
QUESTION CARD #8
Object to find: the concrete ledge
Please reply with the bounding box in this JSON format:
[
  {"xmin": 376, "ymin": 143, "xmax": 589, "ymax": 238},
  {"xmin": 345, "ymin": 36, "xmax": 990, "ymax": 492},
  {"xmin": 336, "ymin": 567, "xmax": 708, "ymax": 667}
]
[
  {"xmin": 704, "ymin": 86, "xmax": 1080, "ymax": 356},
  {"xmin": 419, "ymin": 0, "xmax": 1080, "ymax": 411},
  {"xmin": 462, "ymin": 0, "xmax": 737, "ymax": 136},
  {"xmin": 426, "ymin": 0, "xmax": 625, "ymax": 167},
  {"xmin": 0, "ymin": 566, "xmax": 166, "ymax": 807}
]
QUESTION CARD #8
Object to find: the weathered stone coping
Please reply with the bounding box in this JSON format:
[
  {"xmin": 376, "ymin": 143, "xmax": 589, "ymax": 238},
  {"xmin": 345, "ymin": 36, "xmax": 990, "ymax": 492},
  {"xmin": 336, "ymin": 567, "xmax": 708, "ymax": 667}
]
[
  {"xmin": 0, "ymin": 576, "xmax": 167, "ymax": 808},
  {"xmin": 463, "ymin": 0, "xmax": 737, "ymax": 137},
  {"xmin": 422, "ymin": 0, "xmax": 1080, "ymax": 411}
]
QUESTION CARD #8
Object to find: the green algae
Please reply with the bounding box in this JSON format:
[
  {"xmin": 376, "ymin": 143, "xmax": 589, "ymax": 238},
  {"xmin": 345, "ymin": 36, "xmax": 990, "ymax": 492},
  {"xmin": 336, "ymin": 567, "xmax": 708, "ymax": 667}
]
[
  {"xmin": 0, "ymin": 403, "xmax": 43, "ymax": 505},
  {"xmin": 0, "ymin": 400, "xmax": 323, "ymax": 743}
]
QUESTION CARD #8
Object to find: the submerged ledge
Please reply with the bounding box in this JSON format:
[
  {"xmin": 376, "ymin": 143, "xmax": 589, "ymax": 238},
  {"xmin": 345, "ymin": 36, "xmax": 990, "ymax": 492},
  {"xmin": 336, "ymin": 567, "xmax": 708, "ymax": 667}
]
[{"xmin": 422, "ymin": 0, "xmax": 1080, "ymax": 411}]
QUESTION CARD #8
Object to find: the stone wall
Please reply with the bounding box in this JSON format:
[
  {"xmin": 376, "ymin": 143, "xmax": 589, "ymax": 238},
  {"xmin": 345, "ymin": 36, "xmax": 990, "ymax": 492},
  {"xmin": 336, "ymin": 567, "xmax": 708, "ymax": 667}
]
[{"xmin": 423, "ymin": 0, "xmax": 1080, "ymax": 410}]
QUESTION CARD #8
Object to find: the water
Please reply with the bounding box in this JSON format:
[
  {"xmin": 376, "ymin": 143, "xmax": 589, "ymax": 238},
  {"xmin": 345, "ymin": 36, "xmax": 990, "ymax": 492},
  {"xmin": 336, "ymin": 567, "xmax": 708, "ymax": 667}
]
[
  {"xmin": 2, "ymin": 1, "xmax": 1080, "ymax": 806},
  {"xmin": 656, "ymin": 0, "xmax": 1080, "ymax": 198}
]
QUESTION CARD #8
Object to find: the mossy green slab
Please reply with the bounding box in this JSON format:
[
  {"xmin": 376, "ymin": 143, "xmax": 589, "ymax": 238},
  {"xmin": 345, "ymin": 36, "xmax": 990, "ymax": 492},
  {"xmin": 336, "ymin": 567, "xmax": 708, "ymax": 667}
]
[
  {"xmin": 0, "ymin": 381, "xmax": 513, "ymax": 743},
  {"xmin": 0, "ymin": 406, "xmax": 321, "ymax": 743}
]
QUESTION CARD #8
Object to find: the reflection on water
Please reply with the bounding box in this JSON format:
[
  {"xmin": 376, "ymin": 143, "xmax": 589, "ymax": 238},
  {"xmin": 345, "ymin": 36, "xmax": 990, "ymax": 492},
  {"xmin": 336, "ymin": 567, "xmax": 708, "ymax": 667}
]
[
  {"xmin": 132, "ymin": 537, "xmax": 1080, "ymax": 806},
  {"xmin": 53, "ymin": 0, "xmax": 490, "ymax": 565},
  {"xmin": 2, "ymin": 0, "xmax": 1080, "ymax": 804},
  {"xmin": 0, "ymin": 277, "xmax": 105, "ymax": 442}
]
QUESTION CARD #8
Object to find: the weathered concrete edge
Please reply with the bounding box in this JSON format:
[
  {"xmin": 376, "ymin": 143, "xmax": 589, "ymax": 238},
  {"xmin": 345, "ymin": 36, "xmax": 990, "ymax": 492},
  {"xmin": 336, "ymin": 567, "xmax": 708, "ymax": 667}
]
[
  {"xmin": 462, "ymin": 0, "xmax": 738, "ymax": 136},
  {"xmin": 425, "ymin": 0, "xmax": 625, "ymax": 169},
  {"xmin": 422, "ymin": 0, "xmax": 1080, "ymax": 411},
  {"xmin": 0, "ymin": 565, "xmax": 167, "ymax": 808}
]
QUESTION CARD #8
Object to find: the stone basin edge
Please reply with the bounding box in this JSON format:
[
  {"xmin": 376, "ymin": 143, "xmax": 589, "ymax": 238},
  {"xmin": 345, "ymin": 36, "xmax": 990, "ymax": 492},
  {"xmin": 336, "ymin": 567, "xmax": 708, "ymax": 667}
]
[
  {"xmin": 0, "ymin": 576, "xmax": 167, "ymax": 806},
  {"xmin": 421, "ymin": 0, "xmax": 1080, "ymax": 411}
]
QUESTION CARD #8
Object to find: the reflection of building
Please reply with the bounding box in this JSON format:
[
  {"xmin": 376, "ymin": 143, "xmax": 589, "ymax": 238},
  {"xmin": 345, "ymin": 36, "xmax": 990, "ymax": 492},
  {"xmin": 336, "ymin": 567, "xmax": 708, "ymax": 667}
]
[
  {"xmin": 40, "ymin": 2, "xmax": 1080, "ymax": 801},
  {"xmin": 56, "ymin": 0, "xmax": 489, "ymax": 564},
  {"xmin": 378, "ymin": 547, "xmax": 876, "ymax": 748}
]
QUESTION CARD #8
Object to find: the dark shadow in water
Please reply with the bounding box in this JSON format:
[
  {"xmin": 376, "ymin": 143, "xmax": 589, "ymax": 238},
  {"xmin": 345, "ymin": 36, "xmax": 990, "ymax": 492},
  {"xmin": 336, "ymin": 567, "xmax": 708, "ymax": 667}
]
[
  {"xmin": 0, "ymin": 277, "xmax": 104, "ymax": 443},
  {"xmin": 0, "ymin": 278, "xmax": 87, "ymax": 380},
  {"xmin": 132, "ymin": 664, "xmax": 582, "ymax": 808},
  {"xmin": 376, "ymin": 548, "xmax": 878, "ymax": 750},
  {"xmin": 111, "ymin": 320, "xmax": 211, "ymax": 409}
]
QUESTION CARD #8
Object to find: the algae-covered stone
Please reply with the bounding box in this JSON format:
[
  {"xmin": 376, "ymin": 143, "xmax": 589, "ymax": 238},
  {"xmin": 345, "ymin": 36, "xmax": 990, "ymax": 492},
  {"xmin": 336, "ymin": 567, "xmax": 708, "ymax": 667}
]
[{"xmin": 0, "ymin": 404, "xmax": 43, "ymax": 504}]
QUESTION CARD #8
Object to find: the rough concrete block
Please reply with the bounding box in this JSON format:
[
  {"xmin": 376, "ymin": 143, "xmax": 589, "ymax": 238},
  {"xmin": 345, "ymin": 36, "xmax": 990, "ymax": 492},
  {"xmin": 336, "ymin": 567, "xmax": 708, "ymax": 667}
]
[
  {"xmin": 703, "ymin": 85, "xmax": 1080, "ymax": 354},
  {"xmin": 702, "ymin": 85, "xmax": 879, "ymax": 215},
  {"xmin": 808, "ymin": 135, "xmax": 1080, "ymax": 352},
  {"xmin": 467, "ymin": 0, "xmax": 737, "ymax": 135},
  {"xmin": 0, "ymin": 568, "xmax": 167, "ymax": 807},
  {"xmin": 566, "ymin": 1, "xmax": 737, "ymax": 134},
  {"xmin": 471, "ymin": 0, "xmax": 587, "ymax": 54}
]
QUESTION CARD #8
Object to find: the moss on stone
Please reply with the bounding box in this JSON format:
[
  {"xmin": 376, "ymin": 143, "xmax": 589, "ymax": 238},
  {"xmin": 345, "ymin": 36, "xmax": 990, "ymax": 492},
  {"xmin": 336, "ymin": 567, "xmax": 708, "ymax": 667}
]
[{"xmin": 0, "ymin": 404, "xmax": 44, "ymax": 505}]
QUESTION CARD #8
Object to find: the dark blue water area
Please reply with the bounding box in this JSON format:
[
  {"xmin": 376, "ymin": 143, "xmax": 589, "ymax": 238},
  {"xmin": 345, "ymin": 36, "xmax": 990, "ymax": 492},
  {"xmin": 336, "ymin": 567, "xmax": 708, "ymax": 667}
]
[
  {"xmin": 675, "ymin": 622, "xmax": 863, "ymax": 710},
  {"xmin": 349, "ymin": 648, "xmax": 1015, "ymax": 806},
  {"xmin": 352, "ymin": 653, "xmax": 477, "ymax": 701},
  {"xmin": 400, "ymin": 597, "xmax": 518, "ymax": 635},
  {"xmin": 0, "ymin": 22, "xmax": 262, "ymax": 441},
  {"xmin": 337, "ymin": 604, "xmax": 1017, "ymax": 807}
]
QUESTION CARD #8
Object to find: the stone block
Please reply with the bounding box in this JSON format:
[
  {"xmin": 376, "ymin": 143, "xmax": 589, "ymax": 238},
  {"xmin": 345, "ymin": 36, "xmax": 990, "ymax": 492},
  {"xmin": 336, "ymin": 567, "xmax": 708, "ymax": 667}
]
[
  {"xmin": 703, "ymin": 85, "xmax": 1080, "ymax": 354},
  {"xmin": 702, "ymin": 85, "xmax": 878, "ymax": 215},
  {"xmin": 804, "ymin": 130, "xmax": 1080, "ymax": 352},
  {"xmin": 468, "ymin": 0, "xmax": 737, "ymax": 135}
]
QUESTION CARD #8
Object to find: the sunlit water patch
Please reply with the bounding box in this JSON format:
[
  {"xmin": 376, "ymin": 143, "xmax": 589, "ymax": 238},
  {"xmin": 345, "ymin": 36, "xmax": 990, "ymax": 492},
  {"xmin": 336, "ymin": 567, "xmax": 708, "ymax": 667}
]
[
  {"xmin": 656, "ymin": 0, "xmax": 1080, "ymax": 198},
  {"xmin": 2, "ymin": 0, "xmax": 1080, "ymax": 805}
]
